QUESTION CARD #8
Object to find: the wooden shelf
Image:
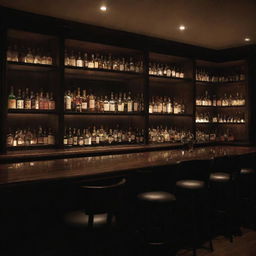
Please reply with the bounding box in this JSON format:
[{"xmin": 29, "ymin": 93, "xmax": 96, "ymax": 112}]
[
  {"xmin": 196, "ymin": 105, "xmax": 246, "ymax": 108},
  {"xmin": 196, "ymin": 80, "xmax": 246, "ymax": 86},
  {"xmin": 8, "ymin": 109, "xmax": 57, "ymax": 114},
  {"xmin": 149, "ymin": 75, "xmax": 193, "ymax": 84},
  {"xmin": 65, "ymin": 66, "xmax": 143, "ymax": 81},
  {"xmin": 7, "ymin": 61, "xmax": 56, "ymax": 72},
  {"xmin": 196, "ymin": 122, "xmax": 246, "ymax": 125},
  {"xmin": 64, "ymin": 111, "xmax": 144, "ymax": 116},
  {"xmin": 149, "ymin": 113, "xmax": 192, "ymax": 117},
  {"xmin": 7, "ymin": 144, "xmax": 56, "ymax": 151}
]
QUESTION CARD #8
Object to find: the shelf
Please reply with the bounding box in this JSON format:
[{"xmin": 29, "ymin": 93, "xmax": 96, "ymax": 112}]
[
  {"xmin": 149, "ymin": 75, "xmax": 193, "ymax": 84},
  {"xmin": 196, "ymin": 105, "xmax": 246, "ymax": 108},
  {"xmin": 196, "ymin": 122, "xmax": 246, "ymax": 125},
  {"xmin": 7, "ymin": 61, "xmax": 56, "ymax": 72},
  {"xmin": 196, "ymin": 80, "xmax": 246, "ymax": 86},
  {"xmin": 7, "ymin": 144, "xmax": 56, "ymax": 151},
  {"xmin": 8, "ymin": 109, "xmax": 57, "ymax": 114},
  {"xmin": 64, "ymin": 111, "xmax": 145, "ymax": 116},
  {"xmin": 149, "ymin": 113, "xmax": 192, "ymax": 117},
  {"xmin": 65, "ymin": 66, "xmax": 143, "ymax": 81}
]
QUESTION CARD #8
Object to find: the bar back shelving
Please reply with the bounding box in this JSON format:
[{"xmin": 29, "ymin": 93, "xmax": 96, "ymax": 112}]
[{"xmin": 0, "ymin": 7, "xmax": 253, "ymax": 157}]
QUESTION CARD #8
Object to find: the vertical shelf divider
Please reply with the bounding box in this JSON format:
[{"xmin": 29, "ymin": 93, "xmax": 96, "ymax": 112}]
[
  {"xmin": 0, "ymin": 26, "xmax": 7, "ymax": 154},
  {"xmin": 143, "ymin": 49, "xmax": 149, "ymax": 145},
  {"xmin": 57, "ymin": 36, "xmax": 65, "ymax": 148}
]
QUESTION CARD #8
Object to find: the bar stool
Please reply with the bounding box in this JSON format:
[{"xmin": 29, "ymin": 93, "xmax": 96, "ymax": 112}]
[
  {"xmin": 238, "ymin": 167, "xmax": 256, "ymax": 229},
  {"xmin": 209, "ymin": 171, "xmax": 233, "ymax": 241},
  {"xmin": 135, "ymin": 190, "xmax": 177, "ymax": 256},
  {"xmin": 174, "ymin": 159, "xmax": 213, "ymax": 256},
  {"xmin": 61, "ymin": 178, "xmax": 126, "ymax": 256}
]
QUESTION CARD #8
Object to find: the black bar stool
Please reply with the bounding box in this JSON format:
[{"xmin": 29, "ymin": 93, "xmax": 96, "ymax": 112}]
[
  {"xmin": 61, "ymin": 178, "xmax": 126, "ymax": 256},
  {"xmin": 174, "ymin": 159, "xmax": 214, "ymax": 256},
  {"xmin": 209, "ymin": 155, "xmax": 239, "ymax": 242},
  {"xmin": 135, "ymin": 190, "xmax": 177, "ymax": 256},
  {"xmin": 235, "ymin": 153, "xmax": 256, "ymax": 229}
]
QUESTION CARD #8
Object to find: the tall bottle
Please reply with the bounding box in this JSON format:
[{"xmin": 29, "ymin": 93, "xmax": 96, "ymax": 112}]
[{"xmin": 8, "ymin": 86, "xmax": 16, "ymax": 109}]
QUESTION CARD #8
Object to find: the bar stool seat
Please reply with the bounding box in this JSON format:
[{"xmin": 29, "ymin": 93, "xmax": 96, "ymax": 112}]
[
  {"xmin": 137, "ymin": 191, "xmax": 175, "ymax": 203},
  {"xmin": 64, "ymin": 211, "xmax": 116, "ymax": 230},
  {"xmin": 176, "ymin": 180, "xmax": 204, "ymax": 190},
  {"xmin": 240, "ymin": 168, "xmax": 255, "ymax": 174},
  {"xmin": 210, "ymin": 172, "xmax": 230, "ymax": 182}
]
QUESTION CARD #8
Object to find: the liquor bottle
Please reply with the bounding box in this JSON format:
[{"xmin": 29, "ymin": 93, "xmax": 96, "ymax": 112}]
[
  {"xmin": 8, "ymin": 86, "xmax": 16, "ymax": 109},
  {"xmin": 37, "ymin": 126, "xmax": 44, "ymax": 144},
  {"xmin": 129, "ymin": 57, "xmax": 135, "ymax": 72},
  {"xmin": 65, "ymin": 90, "xmax": 72, "ymax": 111},
  {"xmin": 76, "ymin": 88, "xmax": 82, "ymax": 112},
  {"xmin": 84, "ymin": 53, "xmax": 89, "ymax": 68},
  {"xmin": 77, "ymin": 129, "xmax": 84, "ymax": 146},
  {"xmin": 127, "ymin": 91, "xmax": 133, "ymax": 112},
  {"xmin": 88, "ymin": 91, "xmax": 95, "ymax": 112},
  {"xmin": 63, "ymin": 128, "xmax": 68, "ymax": 145},
  {"xmin": 94, "ymin": 53, "xmax": 99, "ymax": 69},
  {"xmin": 24, "ymin": 88, "xmax": 31, "ymax": 109},
  {"xmin": 25, "ymin": 48, "xmax": 34, "ymax": 63},
  {"xmin": 69, "ymin": 51, "xmax": 76, "ymax": 66},
  {"xmin": 67, "ymin": 128, "xmax": 73, "ymax": 146},
  {"xmin": 43, "ymin": 92, "xmax": 49, "ymax": 110},
  {"xmin": 117, "ymin": 93, "xmax": 124, "ymax": 112},
  {"xmin": 6, "ymin": 129, "xmax": 14, "ymax": 147},
  {"xmin": 39, "ymin": 90, "xmax": 45, "ymax": 110},
  {"xmin": 16, "ymin": 89, "xmax": 24, "ymax": 109},
  {"xmin": 88, "ymin": 54, "xmax": 94, "ymax": 68},
  {"xmin": 73, "ymin": 128, "xmax": 78, "ymax": 146},
  {"xmin": 76, "ymin": 52, "xmax": 83, "ymax": 67},
  {"xmin": 123, "ymin": 93, "xmax": 128, "ymax": 112},
  {"xmin": 81, "ymin": 89, "xmax": 88, "ymax": 112},
  {"xmin": 103, "ymin": 95, "xmax": 110, "ymax": 112},
  {"xmin": 109, "ymin": 92, "xmax": 115, "ymax": 112},
  {"xmin": 49, "ymin": 92, "xmax": 55, "ymax": 110},
  {"xmin": 64, "ymin": 50, "xmax": 69, "ymax": 66},
  {"xmin": 47, "ymin": 128, "xmax": 55, "ymax": 145}
]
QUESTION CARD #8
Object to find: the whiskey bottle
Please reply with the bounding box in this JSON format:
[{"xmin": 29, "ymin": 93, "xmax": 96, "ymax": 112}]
[
  {"xmin": 69, "ymin": 51, "xmax": 76, "ymax": 67},
  {"xmin": 65, "ymin": 90, "xmax": 72, "ymax": 111},
  {"xmin": 8, "ymin": 86, "xmax": 16, "ymax": 109},
  {"xmin": 88, "ymin": 91, "xmax": 95, "ymax": 112},
  {"xmin": 24, "ymin": 88, "xmax": 31, "ymax": 109},
  {"xmin": 127, "ymin": 91, "xmax": 133, "ymax": 112},
  {"xmin": 109, "ymin": 92, "xmax": 116, "ymax": 112},
  {"xmin": 103, "ymin": 95, "xmax": 110, "ymax": 112},
  {"xmin": 81, "ymin": 90, "xmax": 88, "ymax": 112},
  {"xmin": 48, "ymin": 128, "xmax": 55, "ymax": 145},
  {"xmin": 16, "ymin": 89, "xmax": 24, "ymax": 109},
  {"xmin": 49, "ymin": 92, "xmax": 55, "ymax": 110},
  {"xmin": 76, "ymin": 52, "xmax": 83, "ymax": 67}
]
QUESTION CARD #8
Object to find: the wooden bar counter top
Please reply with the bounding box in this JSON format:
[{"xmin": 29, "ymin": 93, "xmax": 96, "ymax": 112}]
[{"xmin": 0, "ymin": 146, "xmax": 255, "ymax": 187}]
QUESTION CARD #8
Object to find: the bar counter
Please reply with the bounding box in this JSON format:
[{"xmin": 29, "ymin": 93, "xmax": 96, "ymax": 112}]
[{"xmin": 0, "ymin": 146, "xmax": 255, "ymax": 187}]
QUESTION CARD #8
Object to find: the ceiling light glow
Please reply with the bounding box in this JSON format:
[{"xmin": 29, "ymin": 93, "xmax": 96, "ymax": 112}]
[
  {"xmin": 179, "ymin": 25, "xmax": 186, "ymax": 31},
  {"xmin": 244, "ymin": 37, "xmax": 251, "ymax": 42},
  {"xmin": 100, "ymin": 5, "xmax": 107, "ymax": 11}
]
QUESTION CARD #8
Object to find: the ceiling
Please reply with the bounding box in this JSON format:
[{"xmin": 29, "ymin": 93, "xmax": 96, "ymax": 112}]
[{"xmin": 0, "ymin": 0, "xmax": 255, "ymax": 49}]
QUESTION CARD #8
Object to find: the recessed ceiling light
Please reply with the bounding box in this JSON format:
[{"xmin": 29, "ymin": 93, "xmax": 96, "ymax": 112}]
[
  {"xmin": 244, "ymin": 37, "xmax": 251, "ymax": 42},
  {"xmin": 179, "ymin": 25, "xmax": 186, "ymax": 31},
  {"xmin": 100, "ymin": 5, "xmax": 107, "ymax": 11}
]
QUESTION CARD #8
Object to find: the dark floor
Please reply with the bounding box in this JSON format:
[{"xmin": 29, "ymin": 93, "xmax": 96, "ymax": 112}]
[{"xmin": 178, "ymin": 228, "xmax": 256, "ymax": 256}]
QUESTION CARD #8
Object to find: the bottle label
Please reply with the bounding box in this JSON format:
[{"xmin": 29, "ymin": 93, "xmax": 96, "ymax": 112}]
[
  {"xmin": 127, "ymin": 102, "xmax": 133, "ymax": 112},
  {"xmin": 76, "ymin": 60, "xmax": 83, "ymax": 67},
  {"xmin": 89, "ymin": 99, "xmax": 95, "ymax": 110},
  {"xmin": 82, "ymin": 102, "xmax": 87, "ymax": 111},
  {"xmin": 8, "ymin": 99, "xmax": 16, "ymax": 109},
  {"xmin": 48, "ymin": 135, "xmax": 55, "ymax": 145},
  {"xmin": 109, "ymin": 103, "xmax": 115, "ymax": 112},
  {"xmin": 17, "ymin": 100, "xmax": 24, "ymax": 109},
  {"xmin": 104, "ymin": 103, "xmax": 110, "ymax": 111},
  {"xmin": 25, "ymin": 100, "xmax": 31, "ymax": 109},
  {"xmin": 66, "ymin": 98, "xmax": 72, "ymax": 110},
  {"xmin": 63, "ymin": 138, "xmax": 68, "ymax": 145}
]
